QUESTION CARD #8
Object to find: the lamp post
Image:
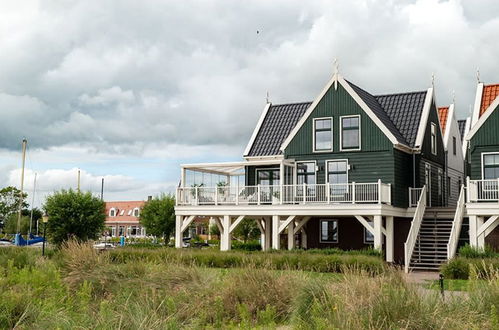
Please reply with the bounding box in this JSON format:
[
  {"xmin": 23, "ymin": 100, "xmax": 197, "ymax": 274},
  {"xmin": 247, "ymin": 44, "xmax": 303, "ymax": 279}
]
[{"xmin": 42, "ymin": 215, "xmax": 49, "ymax": 256}]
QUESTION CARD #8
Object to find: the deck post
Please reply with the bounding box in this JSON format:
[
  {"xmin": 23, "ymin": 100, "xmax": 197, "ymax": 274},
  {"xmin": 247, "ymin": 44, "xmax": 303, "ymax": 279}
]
[
  {"xmin": 300, "ymin": 228, "xmax": 307, "ymax": 249},
  {"xmin": 220, "ymin": 215, "xmax": 231, "ymax": 251},
  {"xmin": 385, "ymin": 216, "xmax": 394, "ymax": 262},
  {"xmin": 280, "ymin": 161, "xmax": 284, "ymax": 205},
  {"xmin": 373, "ymin": 215, "xmax": 383, "ymax": 250},
  {"xmin": 377, "ymin": 179, "xmax": 382, "ymax": 204},
  {"xmin": 477, "ymin": 216, "xmax": 485, "ymax": 248},
  {"xmin": 264, "ymin": 217, "xmax": 272, "ymax": 251},
  {"xmin": 257, "ymin": 184, "xmax": 261, "ymax": 205},
  {"xmin": 287, "ymin": 221, "xmax": 295, "ymax": 250},
  {"xmin": 272, "ymin": 215, "xmax": 280, "ymax": 250},
  {"xmin": 469, "ymin": 215, "xmax": 478, "ymax": 248},
  {"xmin": 175, "ymin": 215, "xmax": 183, "ymax": 248}
]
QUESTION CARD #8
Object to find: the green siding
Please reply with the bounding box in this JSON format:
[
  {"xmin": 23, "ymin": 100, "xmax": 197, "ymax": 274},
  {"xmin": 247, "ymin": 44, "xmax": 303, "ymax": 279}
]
[
  {"xmin": 393, "ymin": 149, "xmax": 413, "ymax": 207},
  {"xmin": 420, "ymin": 102, "xmax": 446, "ymax": 165},
  {"xmin": 284, "ymin": 84, "xmax": 392, "ymax": 156},
  {"xmin": 469, "ymin": 104, "xmax": 499, "ymax": 180}
]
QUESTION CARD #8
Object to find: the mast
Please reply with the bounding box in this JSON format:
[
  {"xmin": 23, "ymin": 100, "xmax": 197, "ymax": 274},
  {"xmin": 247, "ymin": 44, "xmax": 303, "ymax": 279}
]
[
  {"xmin": 17, "ymin": 139, "xmax": 27, "ymax": 234},
  {"xmin": 29, "ymin": 172, "xmax": 37, "ymax": 237},
  {"xmin": 101, "ymin": 177, "xmax": 104, "ymax": 201},
  {"xmin": 77, "ymin": 169, "xmax": 81, "ymax": 192}
]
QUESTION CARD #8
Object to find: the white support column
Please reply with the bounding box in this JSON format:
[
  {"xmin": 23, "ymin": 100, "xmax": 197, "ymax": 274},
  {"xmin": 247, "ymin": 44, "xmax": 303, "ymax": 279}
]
[
  {"xmin": 279, "ymin": 161, "xmax": 284, "ymax": 204},
  {"xmin": 469, "ymin": 215, "xmax": 478, "ymax": 248},
  {"xmin": 264, "ymin": 217, "xmax": 272, "ymax": 251},
  {"xmin": 301, "ymin": 228, "xmax": 307, "ymax": 249},
  {"xmin": 175, "ymin": 215, "xmax": 183, "ymax": 248},
  {"xmin": 373, "ymin": 215, "xmax": 383, "ymax": 250},
  {"xmin": 385, "ymin": 216, "xmax": 394, "ymax": 263},
  {"xmin": 477, "ymin": 216, "xmax": 485, "ymax": 249},
  {"xmin": 272, "ymin": 215, "xmax": 280, "ymax": 250},
  {"xmin": 287, "ymin": 221, "xmax": 295, "ymax": 250},
  {"xmin": 181, "ymin": 168, "xmax": 186, "ymax": 187},
  {"xmin": 220, "ymin": 215, "xmax": 232, "ymax": 251}
]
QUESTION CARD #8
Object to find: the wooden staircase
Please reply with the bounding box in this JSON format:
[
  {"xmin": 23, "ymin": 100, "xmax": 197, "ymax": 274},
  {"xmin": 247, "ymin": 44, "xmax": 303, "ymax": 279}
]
[{"xmin": 409, "ymin": 217, "xmax": 453, "ymax": 271}]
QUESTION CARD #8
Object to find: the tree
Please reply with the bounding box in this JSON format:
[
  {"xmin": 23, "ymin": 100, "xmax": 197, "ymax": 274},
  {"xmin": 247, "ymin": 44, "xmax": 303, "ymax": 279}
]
[
  {"xmin": 44, "ymin": 189, "xmax": 106, "ymax": 246},
  {"xmin": 139, "ymin": 194, "xmax": 175, "ymax": 243},
  {"xmin": 0, "ymin": 186, "xmax": 28, "ymax": 231},
  {"xmin": 3, "ymin": 214, "xmax": 30, "ymax": 234},
  {"xmin": 233, "ymin": 218, "xmax": 260, "ymax": 243}
]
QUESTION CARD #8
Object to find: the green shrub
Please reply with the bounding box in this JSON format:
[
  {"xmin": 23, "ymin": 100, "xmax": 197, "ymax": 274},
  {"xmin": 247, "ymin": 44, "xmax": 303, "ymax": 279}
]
[
  {"xmin": 232, "ymin": 241, "xmax": 261, "ymax": 251},
  {"xmin": 459, "ymin": 244, "xmax": 499, "ymax": 258},
  {"xmin": 441, "ymin": 257, "xmax": 499, "ymax": 279}
]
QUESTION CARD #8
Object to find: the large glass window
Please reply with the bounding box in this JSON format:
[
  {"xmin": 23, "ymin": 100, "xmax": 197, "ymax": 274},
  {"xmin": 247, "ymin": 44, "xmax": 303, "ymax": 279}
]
[
  {"xmin": 327, "ymin": 160, "xmax": 348, "ymax": 184},
  {"xmin": 320, "ymin": 219, "xmax": 338, "ymax": 243},
  {"xmin": 314, "ymin": 118, "xmax": 332, "ymax": 151},
  {"xmin": 257, "ymin": 169, "xmax": 280, "ymax": 186},
  {"xmin": 431, "ymin": 123, "xmax": 437, "ymax": 155},
  {"xmin": 341, "ymin": 116, "xmax": 360, "ymax": 150},
  {"xmin": 297, "ymin": 162, "xmax": 316, "ymax": 185},
  {"xmin": 483, "ymin": 153, "xmax": 499, "ymax": 179}
]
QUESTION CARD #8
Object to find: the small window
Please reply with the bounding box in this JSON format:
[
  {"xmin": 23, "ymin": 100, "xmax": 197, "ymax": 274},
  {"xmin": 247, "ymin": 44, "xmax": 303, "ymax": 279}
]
[
  {"xmin": 120, "ymin": 210, "xmax": 124, "ymax": 216},
  {"xmin": 314, "ymin": 118, "xmax": 332, "ymax": 151},
  {"xmin": 320, "ymin": 219, "xmax": 338, "ymax": 243},
  {"xmin": 127, "ymin": 210, "xmax": 132, "ymax": 215},
  {"xmin": 111, "ymin": 227, "xmax": 116, "ymax": 237},
  {"xmin": 452, "ymin": 137, "xmax": 456, "ymax": 156},
  {"xmin": 483, "ymin": 153, "xmax": 499, "ymax": 179},
  {"xmin": 109, "ymin": 208, "xmax": 116, "ymax": 217},
  {"xmin": 341, "ymin": 116, "xmax": 360, "ymax": 150},
  {"xmin": 364, "ymin": 221, "xmax": 374, "ymax": 244},
  {"xmin": 431, "ymin": 123, "xmax": 437, "ymax": 155},
  {"xmin": 133, "ymin": 208, "xmax": 140, "ymax": 217}
]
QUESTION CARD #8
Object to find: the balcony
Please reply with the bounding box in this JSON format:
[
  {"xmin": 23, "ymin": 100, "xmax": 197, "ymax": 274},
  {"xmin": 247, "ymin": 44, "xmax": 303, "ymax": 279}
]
[
  {"xmin": 467, "ymin": 179, "xmax": 499, "ymax": 202},
  {"xmin": 176, "ymin": 181, "xmax": 392, "ymax": 206}
]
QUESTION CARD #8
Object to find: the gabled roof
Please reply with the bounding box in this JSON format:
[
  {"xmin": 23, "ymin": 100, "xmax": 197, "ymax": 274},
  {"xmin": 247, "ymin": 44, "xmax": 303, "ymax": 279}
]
[
  {"xmin": 375, "ymin": 91, "xmax": 428, "ymax": 147},
  {"xmin": 457, "ymin": 119, "xmax": 467, "ymax": 140},
  {"xmin": 480, "ymin": 84, "xmax": 499, "ymax": 117},
  {"xmin": 105, "ymin": 201, "xmax": 145, "ymax": 222},
  {"xmin": 437, "ymin": 106, "xmax": 449, "ymax": 133},
  {"xmin": 245, "ymin": 102, "xmax": 311, "ymax": 157}
]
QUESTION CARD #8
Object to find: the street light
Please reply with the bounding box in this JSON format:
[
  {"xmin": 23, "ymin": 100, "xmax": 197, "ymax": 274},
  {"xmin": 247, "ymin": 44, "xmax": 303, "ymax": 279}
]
[{"xmin": 42, "ymin": 215, "xmax": 49, "ymax": 256}]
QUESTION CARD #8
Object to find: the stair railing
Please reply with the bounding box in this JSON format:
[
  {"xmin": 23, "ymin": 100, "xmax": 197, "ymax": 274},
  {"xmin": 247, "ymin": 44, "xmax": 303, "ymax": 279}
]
[
  {"xmin": 404, "ymin": 185, "xmax": 427, "ymax": 273},
  {"xmin": 447, "ymin": 185, "xmax": 466, "ymax": 259}
]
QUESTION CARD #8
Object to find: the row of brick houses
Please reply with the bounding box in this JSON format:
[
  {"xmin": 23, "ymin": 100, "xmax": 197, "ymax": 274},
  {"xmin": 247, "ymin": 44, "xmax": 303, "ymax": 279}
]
[{"xmin": 174, "ymin": 67, "xmax": 499, "ymax": 272}]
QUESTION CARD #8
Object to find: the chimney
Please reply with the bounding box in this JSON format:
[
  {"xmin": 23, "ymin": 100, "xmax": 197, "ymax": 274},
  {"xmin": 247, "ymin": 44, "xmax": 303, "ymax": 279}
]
[{"xmin": 147, "ymin": 196, "xmax": 152, "ymax": 201}]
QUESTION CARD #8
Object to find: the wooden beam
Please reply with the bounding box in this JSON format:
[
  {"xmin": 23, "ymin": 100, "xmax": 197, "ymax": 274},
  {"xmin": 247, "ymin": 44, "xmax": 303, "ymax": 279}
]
[
  {"xmin": 214, "ymin": 217, "xmax": 223, "ymax": 233},
  {"xmin": 355, "ymin": 215, "xmax": 374, "ymax": 235},
  {"xmin": 278, "ymin": 215, "xmax": 296, "ymax": 234},
  {"xmin": 229, "ymin": 215, "xmax": 245, "ymax": 233},
  {"xmin": 293, "ymin": 216, "xmax": 311, "ymax": 235},
  {"xmin": 477, "ymin": 215, "xmax": 499, "ymax": 237},
  {"xmin": 180, "ymin": 215, "xmax": 196, "ymax": 232},
  {"xmin": 255, "ymin": 218, "xmax": 264, "ymax": 233}
]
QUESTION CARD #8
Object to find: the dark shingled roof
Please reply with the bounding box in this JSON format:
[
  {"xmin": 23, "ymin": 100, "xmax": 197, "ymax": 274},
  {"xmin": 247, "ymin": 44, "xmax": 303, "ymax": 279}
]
[
  {"xmin": 245, "ymin": 80, "xmax": 429, "ymax": 156},
  {"xmin": 375, "ymin": 91, "xmax": 427, "ymax": 147},
  {"xmin": 246, "ymin": 102, "xmax": 311, "ymax": 157},
  {"xmin": 457, "ymin": 119, "xmax": 467, "ymax": 140}
]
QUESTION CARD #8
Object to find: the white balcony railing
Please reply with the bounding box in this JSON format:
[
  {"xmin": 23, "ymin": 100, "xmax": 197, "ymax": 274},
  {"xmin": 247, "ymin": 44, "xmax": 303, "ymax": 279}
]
[
  {"xmin": 447, "ymin": 185, "xmax": 466, "ymax": 259},
  {"xmin": 408, "ymin": 187, "xmax": 423, "ymax": 207},
  {"xmin": 176, "ymin": 181, "xmax": 391, "ymax": 206},
  {"xmin": 404, "ymin": 185, "xmax": 427, "ymax": 273},
  {"xmin": 467, "ymin": 178, "xmax": 499, "ymax": 202}
]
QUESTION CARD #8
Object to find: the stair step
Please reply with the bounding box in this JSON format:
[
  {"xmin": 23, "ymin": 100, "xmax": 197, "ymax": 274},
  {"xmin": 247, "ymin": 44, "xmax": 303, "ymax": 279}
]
[
  {"xmin": 409, "ymin": 266, "xmax": 440, "ymax": 271},
  {"xmin": 410, "ymin": 261, "xmax": 446, "ymax": 266}
]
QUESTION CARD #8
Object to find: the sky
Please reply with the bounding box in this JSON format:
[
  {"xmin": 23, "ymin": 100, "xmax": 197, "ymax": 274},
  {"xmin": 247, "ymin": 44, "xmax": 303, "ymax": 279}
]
[{"xmin": 1, "ymin": 0, "xmax": 499, "ymax": 207}]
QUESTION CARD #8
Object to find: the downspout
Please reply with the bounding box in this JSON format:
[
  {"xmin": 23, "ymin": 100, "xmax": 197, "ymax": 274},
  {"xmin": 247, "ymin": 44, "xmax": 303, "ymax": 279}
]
[{"xmin": 412, "ymin": 152, "xmax": 416, "ymax": 188}]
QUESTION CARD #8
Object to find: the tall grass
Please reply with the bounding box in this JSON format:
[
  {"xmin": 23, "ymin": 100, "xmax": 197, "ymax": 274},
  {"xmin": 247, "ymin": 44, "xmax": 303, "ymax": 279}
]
[{"xmin": 1, "ymin": 244, "xmax": 498, "ymax": 328}]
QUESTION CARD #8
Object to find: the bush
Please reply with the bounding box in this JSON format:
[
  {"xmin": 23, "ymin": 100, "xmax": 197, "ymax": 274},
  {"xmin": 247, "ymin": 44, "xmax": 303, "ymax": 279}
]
[
  {"xmin": 459, "ymin": 244, "xmax": 499, "ymax": 258},
  {"xmin": 232, "ymin": 241, "xmax": 262, "ymax": 251},
  {"xmin": 441, "ymin": 257, "xmax": 499, "ymax": 279}
]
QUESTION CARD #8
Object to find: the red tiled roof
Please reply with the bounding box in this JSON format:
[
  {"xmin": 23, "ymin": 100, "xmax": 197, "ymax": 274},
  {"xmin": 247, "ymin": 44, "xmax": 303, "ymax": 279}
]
[
  {"xmin": 480, "ymin": 84, "xmax": 499, "ymax": 117},
  {"xmin": 437, "ymin": 106, "xmax": 449, "ymax": 132},
  {"xmin": 105, "ymin": 201, "xmax": 145, "ymax": 223}
]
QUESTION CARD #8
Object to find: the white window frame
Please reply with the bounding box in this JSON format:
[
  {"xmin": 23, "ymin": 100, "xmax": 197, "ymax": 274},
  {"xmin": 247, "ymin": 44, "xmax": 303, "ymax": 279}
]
[
  {"xmin": 431, "ymin": 122, "xmax": 437, "ymax": 155},
  {"xmin": 313, "ymin": 117, "xmax": 333, "ymax": 153},
  {"xmin": 109, "ymin": 208, "xmax": 116, "ymax": 217},
  {"xmin": 256, "ymin": 167, "xmax": 281, "ymax": 186},
  {"xmin": 295, "ymin": 161, "xmax": 317, "ymax": 197},
  {"xmin": 339, "ymin": 115, "xmax": 361, "ymax": 151},
  {"xmin": 363, "ymin": 220, "xmax": 374, "ymax": 244},
  {"xmin": 133, "ymin": 208, "xmax": 140, "ymax": 217},
  {"xmin": 325, "ymin": 159, "xmax": 349, "ymax": 184},
  {"xmin": 319, "ymin": 219, "xmax": 339, "ymax": 243},
  {"xmin": 481, "ymin": 152, "xmax": 499, "ymax": 180}
]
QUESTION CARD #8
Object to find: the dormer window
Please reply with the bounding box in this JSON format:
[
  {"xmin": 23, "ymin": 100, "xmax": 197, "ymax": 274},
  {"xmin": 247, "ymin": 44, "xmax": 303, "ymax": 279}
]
[
  {"xmin": 431, "ymin": 123, "xmax": 437, "ymax": 155},
  {"xmin": 313, "ymin": 117, "xmax": 332, "ymax": 152},
  {"xmin": 133, "ymin": 208, "xmax": 140, "ymax": 217},
  {"xmin": 109, "ymin": 208, "xmax": 116, "ymax": 217}
]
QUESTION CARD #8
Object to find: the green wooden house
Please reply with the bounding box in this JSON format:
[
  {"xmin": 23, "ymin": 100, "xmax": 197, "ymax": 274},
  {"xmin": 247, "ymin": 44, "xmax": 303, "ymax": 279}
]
[{"xmin": 175, "ymin": 70, "xmax": 463, "ymax": 272}]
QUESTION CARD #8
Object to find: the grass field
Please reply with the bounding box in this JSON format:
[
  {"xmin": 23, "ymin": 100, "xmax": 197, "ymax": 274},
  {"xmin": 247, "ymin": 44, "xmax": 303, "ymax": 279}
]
[{"xmin": 1, "ymin": 242, "xmax": 498, "ymax": 329}]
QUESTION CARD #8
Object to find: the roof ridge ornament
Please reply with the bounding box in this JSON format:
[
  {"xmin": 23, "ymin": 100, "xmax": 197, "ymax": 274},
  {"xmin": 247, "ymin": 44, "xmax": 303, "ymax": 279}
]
[
  {"xmin": 431, "ymin": 72, "xmax": 435, "ymax": 88},
  {"xmin": 266, "ymin": 91, "xmax": 270, "ymax": 104},
  {"xmin": 476, "ymin": 68, "xmax": 480, "ymax": 84},
  {"xmin": 452, "ymin": 90, "xmax": 455, "ymax": 104},
  {"xmin": 333, "ymin": 58, "xmax": 339, "ymax": 90}
]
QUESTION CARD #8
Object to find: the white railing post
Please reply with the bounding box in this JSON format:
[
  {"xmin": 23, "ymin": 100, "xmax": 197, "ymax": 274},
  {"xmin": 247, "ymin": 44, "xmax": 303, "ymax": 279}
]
[
  {"xmin": 377, "ymin": 179, "xmax": 382, "ymax": 204},
  {"xmin": 235, "ymin": 182, "xmax": 239, "ymax": 205},
  {"xmin": 447, "ymin": 185, "xmax": 465, "ymax": 259},
  {"xmin": 175, "ymin": 188, "xmax": 179, "ymax": 206},
  {"xmin": 352, "ymin": 182, "xmax": 356, "ymax": 204},
  {"xmin": 466, "ymin": 176, "xmax": 470, "ymax": 202},
  {"xmin": 280, "ymin": 183, "xmax": 283, "ymax": 205},
  {"xmin": 388, "ymin": 184, "xmax": 391, "ymax": 205},
  {"xmin": 257, "ymin": 184, "xmax": 261, "ymax": 205},
  {"xmin": 195, "ymin": 186, "xmax": 199, "ymax": 206},
  {"xmin": 326, "ymin": 183, "xmax": 330, "ymax": 203},
  {"xmin": 408, "ymin": 188, "xmax": 412, "ymax": 207},
  {"xmin": 404, "ymin": 185, "xmax": 427, "ymax": 273},
  {"xmin": 302, "ymin": 183, "xmax": 306, "ymax": 204}
]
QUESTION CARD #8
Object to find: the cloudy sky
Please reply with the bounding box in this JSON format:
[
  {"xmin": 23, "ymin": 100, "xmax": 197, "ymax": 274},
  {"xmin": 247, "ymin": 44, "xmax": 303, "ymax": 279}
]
[{"xmin": 1, "ymin": 0, "xmax": 499, "ymax": 206}]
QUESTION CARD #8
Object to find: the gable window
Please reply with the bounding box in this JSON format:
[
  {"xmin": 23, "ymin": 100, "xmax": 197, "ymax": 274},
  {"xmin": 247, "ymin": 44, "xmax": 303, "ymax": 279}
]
[
  {"xmin": 320, "ymin": 219, "xmax": 338, "ymax": 243},
  {"xmin": 133, "ymin": 208, "xmax": 140, "ymax": 217},
  {"xmin": 340, "ymin": 115, "xmax": 360, "ymax": 150},
  {"xmin": 364, "ymin": 220, "xmax": 374, "ymax": 244},
  {"xmin": 452, "ymin": 137, "xmax": 456, "ymax": 156},
  {"xmin": 109, "ymin": 208, "xmax": 116, "ymax": 217},
  {"xmin": 314, "ymin": 118, "xmax": 332, "ymax": 152},
  {"xmin": 431, "ymin": 123, "xmax": 437, "ymax": 155},
  {"xmin": 483, "ymin": 153, "xmax": 499, "ymax": 179}
]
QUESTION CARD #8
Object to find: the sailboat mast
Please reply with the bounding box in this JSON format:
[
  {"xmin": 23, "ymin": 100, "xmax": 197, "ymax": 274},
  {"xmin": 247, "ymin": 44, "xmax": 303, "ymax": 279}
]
[
  {"xmin": 29, "ymin": 172, "xmax": 37, "ymax": 236},
  {"xmin": 17, "ymin": 139, "xmax": 27, "ymax": 234}
]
